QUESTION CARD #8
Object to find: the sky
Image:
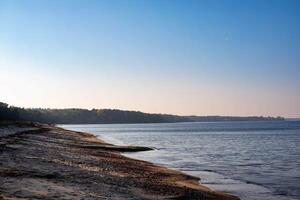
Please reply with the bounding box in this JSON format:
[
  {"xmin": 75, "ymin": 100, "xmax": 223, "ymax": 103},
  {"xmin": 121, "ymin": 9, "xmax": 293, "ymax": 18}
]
[{"xmin": 0, "ymin": 0, "xmax": 299, "ymax": 117}]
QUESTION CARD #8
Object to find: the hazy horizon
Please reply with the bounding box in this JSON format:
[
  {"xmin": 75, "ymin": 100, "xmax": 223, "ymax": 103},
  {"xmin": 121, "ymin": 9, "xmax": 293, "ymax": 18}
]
[
  {"xmin": 1, "ymin": 0, "xmax": 300, "ymax": 118},
  {"xmin": 0, "ymin": 102, "xmax": 293, "ymax": 119}
]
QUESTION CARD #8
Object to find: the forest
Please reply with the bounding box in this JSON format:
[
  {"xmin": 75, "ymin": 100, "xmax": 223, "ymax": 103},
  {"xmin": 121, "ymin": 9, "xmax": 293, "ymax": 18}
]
[{"xmin": 0, "ymin": 102, "xmax": 284, "ymax": 124}]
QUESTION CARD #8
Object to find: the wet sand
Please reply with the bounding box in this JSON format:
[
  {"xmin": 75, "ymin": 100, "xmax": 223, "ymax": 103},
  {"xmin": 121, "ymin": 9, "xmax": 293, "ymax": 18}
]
[{"xmin": 0, "ymin": 123, "xmax": 240, "ymax": 200}]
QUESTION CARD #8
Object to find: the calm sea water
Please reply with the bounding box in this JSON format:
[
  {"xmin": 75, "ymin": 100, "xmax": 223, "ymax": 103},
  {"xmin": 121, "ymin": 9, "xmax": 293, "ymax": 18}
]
[{"xmin": 61, "ymin": 121, "xmax": 300, "ymax": 200}]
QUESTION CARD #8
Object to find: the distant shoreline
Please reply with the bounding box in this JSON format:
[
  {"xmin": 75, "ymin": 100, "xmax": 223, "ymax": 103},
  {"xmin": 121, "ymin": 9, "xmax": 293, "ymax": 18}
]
[{"xmin": 1, "ymin": 102, "xmax": 284, "ymax": 124}]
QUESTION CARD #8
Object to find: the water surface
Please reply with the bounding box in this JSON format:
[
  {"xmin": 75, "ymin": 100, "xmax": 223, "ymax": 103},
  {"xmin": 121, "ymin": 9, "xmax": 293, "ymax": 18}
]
[{"xmin": 61, "ymin": 121, "xmax": 300, "ymax": 200}]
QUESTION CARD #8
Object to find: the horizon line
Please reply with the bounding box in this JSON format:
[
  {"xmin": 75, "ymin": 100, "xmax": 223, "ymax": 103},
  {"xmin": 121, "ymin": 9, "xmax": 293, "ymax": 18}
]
[{"xmin": 3, "ymin": 102, "xmax": 291, "ymax": 119}]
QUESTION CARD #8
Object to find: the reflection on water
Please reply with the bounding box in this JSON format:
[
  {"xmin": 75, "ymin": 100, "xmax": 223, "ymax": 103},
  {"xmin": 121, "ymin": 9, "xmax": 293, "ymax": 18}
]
[{"xmin": 61, "ymin": 121, "xmax": 300, "ymax": 200}]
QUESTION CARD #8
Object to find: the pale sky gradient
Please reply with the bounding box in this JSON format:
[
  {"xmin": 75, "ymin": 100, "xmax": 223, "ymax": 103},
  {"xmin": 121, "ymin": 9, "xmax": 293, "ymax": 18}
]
[{"xmin": 1, "ymin": 0, "xmax": 300, "ymax": 117}]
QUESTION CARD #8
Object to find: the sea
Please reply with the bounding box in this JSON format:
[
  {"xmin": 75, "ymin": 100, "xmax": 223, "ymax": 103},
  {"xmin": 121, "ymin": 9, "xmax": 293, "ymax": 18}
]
[{"xmin": 60, "ymin": 120, "xmax": 300, "ymax": 200}]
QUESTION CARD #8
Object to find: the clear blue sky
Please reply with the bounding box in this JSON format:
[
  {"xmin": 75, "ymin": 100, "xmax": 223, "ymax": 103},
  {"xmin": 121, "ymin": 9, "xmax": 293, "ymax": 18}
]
[{"xmin": 1, "ymin": 0, "xmax": 299, "ymax": 117}]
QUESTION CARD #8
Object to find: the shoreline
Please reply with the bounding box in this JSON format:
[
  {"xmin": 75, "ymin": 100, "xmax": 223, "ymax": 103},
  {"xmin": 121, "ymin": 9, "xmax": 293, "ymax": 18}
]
[{"xmin": 0, "ymin": 122, "xmax": 239, "ymax": 200}]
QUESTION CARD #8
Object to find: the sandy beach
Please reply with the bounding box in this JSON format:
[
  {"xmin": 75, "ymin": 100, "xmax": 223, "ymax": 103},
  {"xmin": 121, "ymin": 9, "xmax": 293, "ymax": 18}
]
[{"xmin": 0, "ymin": 122, "xmax": 239, "ymax": 200}]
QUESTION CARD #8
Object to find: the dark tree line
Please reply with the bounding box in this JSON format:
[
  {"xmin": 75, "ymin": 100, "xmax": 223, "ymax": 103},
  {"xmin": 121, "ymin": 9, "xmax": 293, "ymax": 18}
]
[
  {"xmin": 0, "ymin": 102, "xmax": 19, "ymax": 121},
  {"xmin": 0, "ymin": 102, "xmax": 284, "ymax": 124}
]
